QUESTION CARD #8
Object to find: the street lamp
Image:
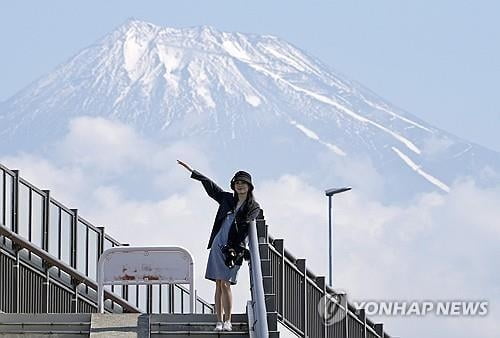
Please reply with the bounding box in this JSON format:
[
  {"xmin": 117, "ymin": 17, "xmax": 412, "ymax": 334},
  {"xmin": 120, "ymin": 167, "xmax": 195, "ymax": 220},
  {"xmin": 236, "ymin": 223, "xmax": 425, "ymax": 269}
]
[{"xmin": 325, "ymin": 186, "xmax": 352, "ymax": 287}]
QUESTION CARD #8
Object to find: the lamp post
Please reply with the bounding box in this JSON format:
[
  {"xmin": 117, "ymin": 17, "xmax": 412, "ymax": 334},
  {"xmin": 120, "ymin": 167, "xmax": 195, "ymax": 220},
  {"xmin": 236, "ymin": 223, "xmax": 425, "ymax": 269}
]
[{"xmin": 325, "ymin": 186, "xmax": 351, "ymax": 287}]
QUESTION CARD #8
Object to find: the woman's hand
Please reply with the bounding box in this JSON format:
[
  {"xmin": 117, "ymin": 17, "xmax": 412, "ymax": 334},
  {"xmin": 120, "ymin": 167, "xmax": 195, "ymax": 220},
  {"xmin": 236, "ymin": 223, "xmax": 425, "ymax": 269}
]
[{"xmin": 177, "ymin": 159, "xmax": 194, "ymax": 173}]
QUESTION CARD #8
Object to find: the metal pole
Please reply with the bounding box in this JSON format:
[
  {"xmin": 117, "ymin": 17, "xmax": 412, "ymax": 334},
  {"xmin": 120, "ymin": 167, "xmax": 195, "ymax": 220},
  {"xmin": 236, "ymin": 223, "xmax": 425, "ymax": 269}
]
[
  {"xmin": 328, "ymin": 195, "xmax": 332, "ymax": 287},
  {"xmin": 248, "ymin": 219, "xmax": 269, "ymax": 338},
  {"xmin": 189, "ymin": 261, "xmax": 195, "ymax": 313},
  {"xmin": 97, "ymin": 261, "xmax": 105, "ymax": 313},
  {"xmin": 325, "ymin": 186, "xmax": 351, "ymax": 288}
]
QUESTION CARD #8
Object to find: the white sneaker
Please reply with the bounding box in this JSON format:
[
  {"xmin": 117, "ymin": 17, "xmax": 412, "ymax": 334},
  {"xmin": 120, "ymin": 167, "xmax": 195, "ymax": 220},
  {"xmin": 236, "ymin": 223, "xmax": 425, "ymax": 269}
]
[
  {"xmin": 214, "ymin": 321, "xmax": 223, "ymax": 331},
  {"xmin": 222, "ymin": 320, "xmax": 232, "ymax": 331}
]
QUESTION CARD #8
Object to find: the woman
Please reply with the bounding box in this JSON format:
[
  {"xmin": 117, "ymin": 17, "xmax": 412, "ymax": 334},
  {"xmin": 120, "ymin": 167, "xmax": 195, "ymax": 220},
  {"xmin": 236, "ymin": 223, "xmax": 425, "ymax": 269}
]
[{"xmin": 177, "ymin": 160, "xmax": 261, "ymax": 332}]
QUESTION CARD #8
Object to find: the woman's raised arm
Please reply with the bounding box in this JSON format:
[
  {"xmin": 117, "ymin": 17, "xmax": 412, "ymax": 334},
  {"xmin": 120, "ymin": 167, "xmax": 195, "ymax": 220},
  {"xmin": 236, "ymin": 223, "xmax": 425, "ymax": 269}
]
[
  {"xmin": 177, "ymin": 159, "xmax": 193, "ymax": 173},
  {"xmin": 177, "ymin": 160, "xmax": 226, "ymax": 204}
]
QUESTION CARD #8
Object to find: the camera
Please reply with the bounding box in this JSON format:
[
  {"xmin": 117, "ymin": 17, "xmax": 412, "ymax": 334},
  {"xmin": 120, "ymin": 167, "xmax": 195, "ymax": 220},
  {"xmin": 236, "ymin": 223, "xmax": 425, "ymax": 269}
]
[
  {"xmin": 220, "ymin": 244, "xmax": 250, "ymax": 268},
  {"xmin": 220, "ymin": 244, "xmax": 238, "ymax": 268}
]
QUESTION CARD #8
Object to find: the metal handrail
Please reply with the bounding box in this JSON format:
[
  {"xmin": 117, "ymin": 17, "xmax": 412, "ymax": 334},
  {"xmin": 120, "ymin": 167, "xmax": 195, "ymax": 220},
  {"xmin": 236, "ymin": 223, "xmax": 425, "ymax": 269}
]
[
  {"xmin": 266, "ymin": 232, "xmax": 392, "ymax": 337},
  {"xmin": 1, "ymin": 161, "xmax": 214, "ymax": 315},
  {"xmin": 247, "ymin": 219, "xmax": 269, "ymax": 337},
  {"xmin": 0, "ymin": 224, "xmax": 141, "ymax": 313}
]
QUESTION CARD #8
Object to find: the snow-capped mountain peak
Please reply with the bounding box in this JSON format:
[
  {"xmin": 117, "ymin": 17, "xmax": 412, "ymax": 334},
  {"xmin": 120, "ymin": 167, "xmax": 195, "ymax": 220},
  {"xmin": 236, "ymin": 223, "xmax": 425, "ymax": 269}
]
[{"xmin": 1, "ymin": 20, "xmax": 498, "ymax": 197}]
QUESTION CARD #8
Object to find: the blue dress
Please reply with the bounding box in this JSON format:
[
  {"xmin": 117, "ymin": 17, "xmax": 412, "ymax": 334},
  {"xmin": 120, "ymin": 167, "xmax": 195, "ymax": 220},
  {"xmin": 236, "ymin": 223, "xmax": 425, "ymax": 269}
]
[{"xmin": 205, "ymin": 204, "xmax": 248, "ymax": 285}]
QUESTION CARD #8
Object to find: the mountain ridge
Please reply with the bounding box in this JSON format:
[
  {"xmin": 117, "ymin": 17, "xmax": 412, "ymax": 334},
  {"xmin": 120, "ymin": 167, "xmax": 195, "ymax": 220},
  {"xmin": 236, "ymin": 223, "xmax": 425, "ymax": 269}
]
[{"xmin": 1, "ymin": 20, "xmax": 498, "ymax": 199}]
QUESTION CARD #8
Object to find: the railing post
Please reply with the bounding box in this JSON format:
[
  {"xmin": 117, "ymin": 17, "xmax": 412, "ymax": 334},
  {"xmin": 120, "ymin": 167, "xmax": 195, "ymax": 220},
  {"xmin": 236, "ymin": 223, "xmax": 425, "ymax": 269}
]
[
  {"xmin": 97, "ymin": 226, "xmax": 105, "ymax": 254},
  {"xmin": 120, "ymin": 243, "xmax": 129, "ymax": 308},
  {"xmin": 0, "ymin": 169, "xmax": 4, "ymax": 228},
  {"xmin": 71, "ymin": 278, "xmax": 79, "ymax": 313},
  {"xmin": 12, "ymin": 245, "xmax": 20, "ymax": 313},
  {"xmin": 70, "ymin": 209, "xmax": 78, "ymax": 269},
  {"xmin": 123, "ymin": 282, "xmax": 129, "ymax": 305},
  {"xmin": 41, "ymin": 263, "xmax": 51, "ymax": 313},
  {"xmin": 169, "ymin": 285, "xmax": 175, "ymax": 313},
  {"xmin": 190, "ymin": 269, "xmax": 195, "ymax": 314},
  {"xmin": 344, "ymin": 294, "xmax": 349, "ymax": 338},
  {"xmin": 375, "ymin": 323, "xmax": 384, "ymax": 337},
  {"xmin": 358, "ymin": 309, "xmax": 367, "ymax": 338},
  {"xmin": 194, "ymin": 289, "xmax": 198, "ymax": 313},
  {"xmin": 97, "ymin": 226, "xmax": 106, "ymax": 311},
  {"xmin": 256, "ymin": 210, "xmax": 267, "ymax": 243},
  {"xmin": 42, "ymin": 190, "xmax": 50, "ymax": 252},
  {"xmin": 273, "ymin": 238, "xmax": 284, "ymax": 316},
  {"xmin": 12, "ymin": 170, "xmax": 19, "ymax": 234},
  {"xmin": 147, "ymin": 285, "xmax": 153, "ymax": 314},
  {"xmin": 297, "ymin": 259, "xmax": 308, "ymax": 337},
  {"xmin": 316, "ymin": 276, "xmax": 327, "ymax": 338}
]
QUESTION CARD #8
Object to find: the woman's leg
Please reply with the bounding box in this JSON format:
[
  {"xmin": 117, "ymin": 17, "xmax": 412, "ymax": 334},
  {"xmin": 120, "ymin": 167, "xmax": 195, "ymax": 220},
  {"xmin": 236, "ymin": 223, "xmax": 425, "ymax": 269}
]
[
  {"xmin": 215, "ymin": 280, "xmax": 223, "ymax": 322},
  {"xmin": 220, "ymin": 280, "xmax": 232, "ymax": 322}
]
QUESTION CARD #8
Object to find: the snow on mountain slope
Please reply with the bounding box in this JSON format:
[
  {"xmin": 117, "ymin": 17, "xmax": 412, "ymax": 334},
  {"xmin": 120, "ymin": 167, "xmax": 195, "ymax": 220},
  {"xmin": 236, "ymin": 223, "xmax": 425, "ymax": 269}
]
[{"xmin": 0, "ymin": 19, "xmax": 498, "ymax": 198}]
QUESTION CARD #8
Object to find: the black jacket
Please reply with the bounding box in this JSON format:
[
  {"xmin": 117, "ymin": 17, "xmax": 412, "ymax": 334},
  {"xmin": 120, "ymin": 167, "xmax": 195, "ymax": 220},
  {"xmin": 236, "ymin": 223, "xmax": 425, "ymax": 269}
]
[{"xmin": 190, "ymin": 170, "xmax": 261, "ymax": 251}]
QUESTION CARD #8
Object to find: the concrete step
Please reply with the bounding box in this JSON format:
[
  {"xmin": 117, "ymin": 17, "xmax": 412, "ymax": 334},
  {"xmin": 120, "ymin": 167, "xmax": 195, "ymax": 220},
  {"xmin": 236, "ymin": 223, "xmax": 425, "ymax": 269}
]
[
  {"xmin": 150, "ymin": 313, "xmax": 249, "ymax": 336},
  {"xmin": 0, "ymin": 313, "xmax": 258, "ymax": 338},
  {"xmin": 0, "ymin": 313, "xmax": 91, "ymax": 337},
  {"xmin": 90, "ymin": 313, "xmax": 150, "ymax": 337},
  {"xmin": 151, "ymin": 333, "xmax": 249, "ymax": 337},
  {"xmin": 268, "ymin": 331, "xmax": 280, "ymax": 338}
]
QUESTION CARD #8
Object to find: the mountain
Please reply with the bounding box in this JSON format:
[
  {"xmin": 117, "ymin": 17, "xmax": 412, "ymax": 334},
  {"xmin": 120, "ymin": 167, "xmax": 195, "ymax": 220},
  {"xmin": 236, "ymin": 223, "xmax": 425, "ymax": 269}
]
[{"xmin": 1, "ymin": 19, "xmax": 499, "ymax": 199}]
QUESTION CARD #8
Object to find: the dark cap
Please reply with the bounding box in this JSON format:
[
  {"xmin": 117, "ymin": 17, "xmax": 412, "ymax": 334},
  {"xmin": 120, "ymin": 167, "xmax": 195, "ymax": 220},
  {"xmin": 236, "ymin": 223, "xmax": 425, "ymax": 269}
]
[{"xmin": 230, "ymin": 171, "xmax": 254, "ymax": 191}]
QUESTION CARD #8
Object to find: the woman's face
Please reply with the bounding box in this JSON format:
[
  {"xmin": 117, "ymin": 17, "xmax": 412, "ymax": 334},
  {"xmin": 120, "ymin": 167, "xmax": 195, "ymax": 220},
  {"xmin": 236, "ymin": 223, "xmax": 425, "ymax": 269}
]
[{"xmin": 234, "ymin": 180, "xmax": 249, "ymax": 194}]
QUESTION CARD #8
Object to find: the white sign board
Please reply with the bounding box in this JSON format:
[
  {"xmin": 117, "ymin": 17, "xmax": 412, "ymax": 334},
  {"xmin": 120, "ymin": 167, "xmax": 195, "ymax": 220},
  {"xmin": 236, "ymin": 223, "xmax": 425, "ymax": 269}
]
[
  {"xmin": 100, "ymin": 248, "xmax": 192, "ymax": 284},
  {"xmin": 97, "ymin": 246, "xmax": 195, "ymax": 313}
]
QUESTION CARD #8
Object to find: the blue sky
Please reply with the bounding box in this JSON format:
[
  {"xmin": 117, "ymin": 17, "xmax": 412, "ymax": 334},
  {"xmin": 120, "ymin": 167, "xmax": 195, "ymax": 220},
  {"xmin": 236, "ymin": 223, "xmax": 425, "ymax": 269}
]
[
  {"xmin": 0, "ymin": 3, "xmax": 499, "ymax": 336},
  {"xmin": 1, "ymin": 1, "xmax": 499, "ymax": 152}
]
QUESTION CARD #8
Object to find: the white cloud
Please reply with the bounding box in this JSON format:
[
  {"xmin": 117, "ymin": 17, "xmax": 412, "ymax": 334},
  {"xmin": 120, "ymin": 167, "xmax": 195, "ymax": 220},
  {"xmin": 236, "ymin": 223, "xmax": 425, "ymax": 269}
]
[
  {"xmin": 255, "ymin": 173, "xmax": 500, "ymax": 338},
  {"xmin": 315, "ymin": 150, "xmax": 386, "ymax": 200},
  {"xmin": 148, "ymin": 141, "xmax": 215, "ymax": 192},
  {"xmin": 57, "ymin": 116, "xmax": 153, "ymax": 173},
  {"xmin": 2, "ymin": 117, "xmax": 499, "ymax": 337},
  {"xmin": 0, "ymin": 153, "xmax": 87, "ymax": 206}
]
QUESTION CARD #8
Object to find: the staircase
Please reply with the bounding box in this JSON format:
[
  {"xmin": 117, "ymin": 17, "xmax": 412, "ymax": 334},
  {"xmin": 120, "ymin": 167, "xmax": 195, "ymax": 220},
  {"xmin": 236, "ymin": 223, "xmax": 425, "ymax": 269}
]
[
  {"xmin": 150, "ymin": 313, "xmax": 248, "ymax": 337},
  {"xmin": 0, "ymin": 162, "xmax": 394, "ymax": 337},
  {"xmin": 0, "ymin": 313, "xmax": 251, "ymax": 337}
]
